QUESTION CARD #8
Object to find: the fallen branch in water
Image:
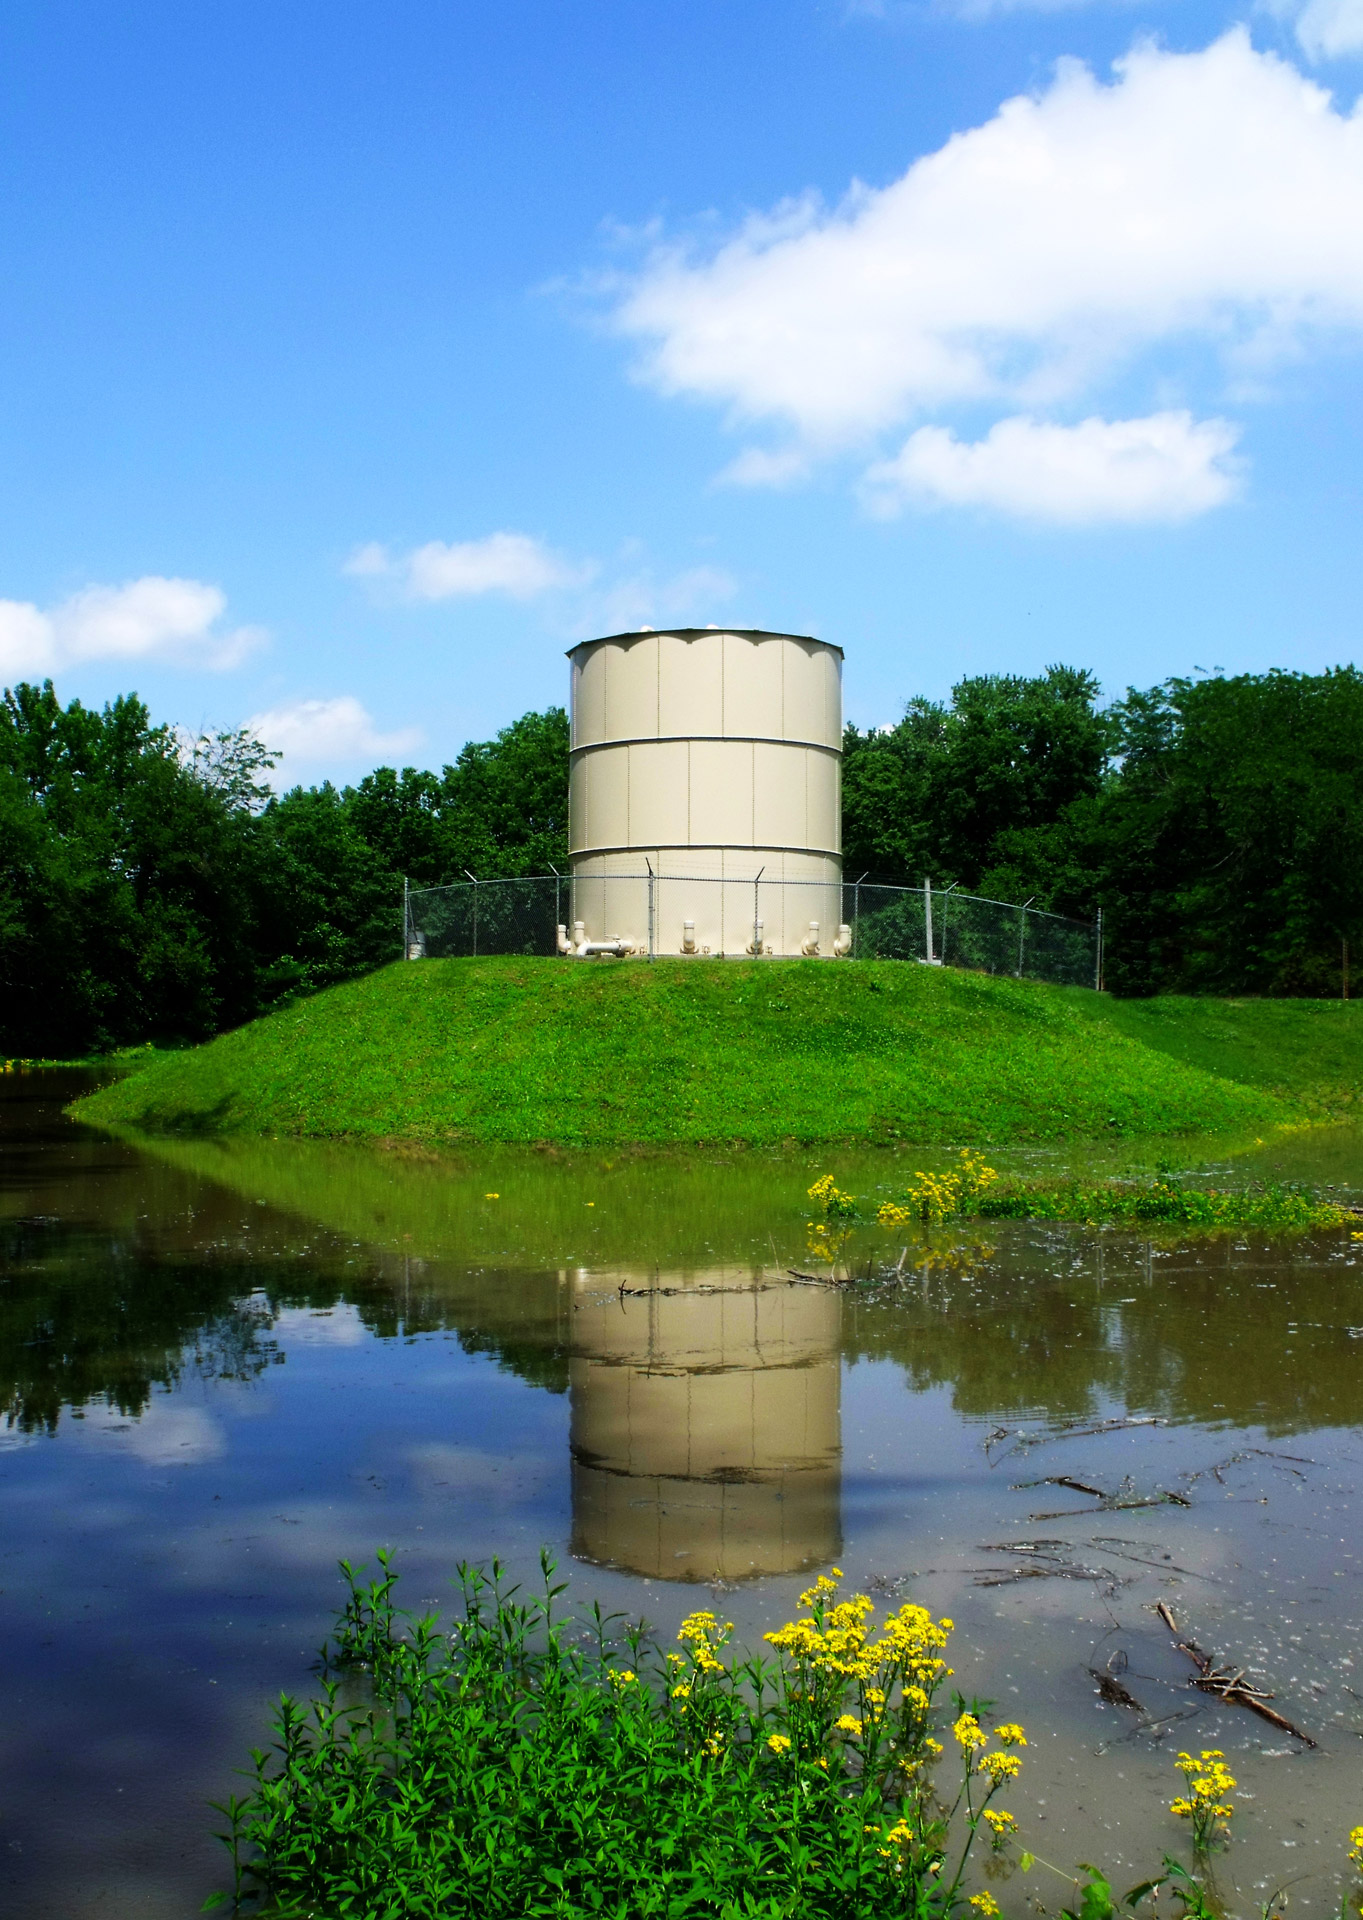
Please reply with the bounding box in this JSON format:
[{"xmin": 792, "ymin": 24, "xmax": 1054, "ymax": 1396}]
[
  {"xmin": 1089, "ymin": 1665, "xmax": 1147, "ymax": 1712},
  {"xmin": 985, "ymin": 1416, "xmax": 1167, "ymax": 1462},
  {"xmin": 1175, "ymin": 1638, "xmax": 1317, "ymax": 1748},
  {"xmin": 1029, "ymin": 1487, "xmax": 1192, "ymax": 1521},
  {"xmin": 974, "ymin": 1541, "xmax": 1122, "ymax": 1592}
]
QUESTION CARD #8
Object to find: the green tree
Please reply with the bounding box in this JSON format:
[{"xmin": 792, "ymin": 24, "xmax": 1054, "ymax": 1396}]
[
  {"xmin": 1097, "ymin": 668, "xmax": 1363, "ymax": 996},
  {"xmin": 841, "ymin": 668, "xmax": 1110, "ymax": 910}
]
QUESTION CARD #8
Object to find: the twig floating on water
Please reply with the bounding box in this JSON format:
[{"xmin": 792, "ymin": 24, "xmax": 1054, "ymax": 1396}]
[
  {"xmin": 1012, "ymin": 1475, "xmax": 1108, "ymax": 1497},
  {"xmin": 985, "ymin": 1415, "xmax": 1169, "ymax": 1462},
  {"xmin": 1175, "ymin": 1639, "xmax": 1317, "ymax": 1748},
  {"xmin": 1089, "ymin": 1665, "xmax": 1146, "ymax": 1712}
]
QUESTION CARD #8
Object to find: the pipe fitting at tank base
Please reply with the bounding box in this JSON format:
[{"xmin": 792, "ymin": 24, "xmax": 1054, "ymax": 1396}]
[
  {"xmin": 559, "ymin": 921, "xmax": 638, "ymax": 959},
  {"xmin": 832, "ymin": 924, "xmax": 853, "ymax": 958},
  {"xmin": 681, "ymin": 919, "xmax": 698, "ymax": 955},
  {"xmin": 801, "ymin": 921, "xmax": 821, "ymax": 957},
  {"xmin": 746, "ymin": 919, "xmax": 765, "ymax": 957}
]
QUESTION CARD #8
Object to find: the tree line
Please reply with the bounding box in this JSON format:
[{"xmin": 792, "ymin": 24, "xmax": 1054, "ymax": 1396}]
[{"xmin": 3, "ymin": 662, "xmax": 1361, "ymax": 1054}]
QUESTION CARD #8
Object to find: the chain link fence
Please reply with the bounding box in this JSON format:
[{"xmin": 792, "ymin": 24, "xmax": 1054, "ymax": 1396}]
[{"xmin": 404, "ymin": 874, "xmax": 1100, "ymax": 989}]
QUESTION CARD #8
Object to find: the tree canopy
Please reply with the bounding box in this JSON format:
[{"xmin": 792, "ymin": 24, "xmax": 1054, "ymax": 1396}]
[{"xmin": 4, "ymin": 663, "xmax": 1362, "ymax": 1056}]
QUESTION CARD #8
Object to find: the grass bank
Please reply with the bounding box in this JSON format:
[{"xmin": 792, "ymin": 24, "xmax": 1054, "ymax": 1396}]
[{"xmin": 69, "ymin": 957, "xmax": 1361, "ymax": 1148}]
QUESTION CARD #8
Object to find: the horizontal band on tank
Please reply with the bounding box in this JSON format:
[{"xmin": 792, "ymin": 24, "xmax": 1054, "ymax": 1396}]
[
  {"xmin": 568, "ymin": 844, "xmax": 843, "ymax": 861},
  {"xmin": 566, "ymin": 628, "xmax": 843, "ymax": 659},
  {"xmin": 568, "ymin": 734, "xmax": 842, "ymax": 755}
]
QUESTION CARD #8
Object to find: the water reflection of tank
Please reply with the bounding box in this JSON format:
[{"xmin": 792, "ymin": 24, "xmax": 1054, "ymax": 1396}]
[{"xmin": 568, "ymin": 1267, "xmax": 842, "ymax": 1582}]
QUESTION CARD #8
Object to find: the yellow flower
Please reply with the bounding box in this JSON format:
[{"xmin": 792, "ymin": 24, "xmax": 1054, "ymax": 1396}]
[
  {"xmin": 981, "ymin": 1751, "xmax": 1022, "ymax": 1781},
  {"xmin": 993, "ymin": 1722, "xmax": 1027, "ymax": 1747},
  {"xmin": 1349, "ymin": 1825, "xmax": 1363, "ymax": 1868},
  {"xmin": 767, "ymin": 1733, "xmax": 792, "ymax": 1754},
  {"xmin": 970, "ymin": 1894, "xmax": 1001, "ymax": 1916},
  {"xmin": 983, "ymin": 1809, "xmax": 1017, "ymax": 1838},
  {"xmin": 865, "ymin": 1688, "xmax": 886, "ymax": 1706},
  {"xmin": 953, "ymin": 1712, "xmax": 988, "ymax": 1752},
  {"xmin": 671, "ymin": 1684, "xmax": 691, "ymax": 1699},
  {"xmin": 610, "ymin": 1668, "xmax": 637, "ymax": 1686},
  {"xmin": 836, "ymin": 1714, "xmax": 863, "ymax": 1736}
]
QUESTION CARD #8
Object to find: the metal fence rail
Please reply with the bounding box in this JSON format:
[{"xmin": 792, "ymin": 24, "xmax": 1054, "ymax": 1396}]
[{"xmin": 404, "ymin": 874, "xmax": 1101, "ymax": 989}]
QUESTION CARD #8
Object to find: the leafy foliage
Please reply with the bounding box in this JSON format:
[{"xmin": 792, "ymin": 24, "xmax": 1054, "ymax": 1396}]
[
  {"xmin": 208, "ymin": 1554, "xmax": 1013, "ymax": 1919},
  {"xmin": 0, "ymin": 683, "xmax": 568, "ymax": 1054}
]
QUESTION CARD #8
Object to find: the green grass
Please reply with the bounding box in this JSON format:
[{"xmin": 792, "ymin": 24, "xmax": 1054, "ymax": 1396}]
[
  {"xmin": 68, "ymin": 957, "xmax": 1345, "ymax": 1148},
  {"xmin": 1102, "ymin": 994, "xmax": 1363, "ymax": 1115}
]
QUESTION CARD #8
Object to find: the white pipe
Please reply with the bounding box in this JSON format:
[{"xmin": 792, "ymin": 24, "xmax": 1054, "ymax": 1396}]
[
  {"xmin": 801, "ymin": 921, "xmax": 821, "ymax": 957},
  {"xmin": 832, "ymin": 923, "xmax": 852, "ymax": 958},
  {"xmin": 556, "ymin": 924, "xmax": 574, "ymax": 956},
  {"xmin": 573, "ymin": 934, "xmax": 636, "ymax": 958},
  {"xmin": 746, "ymin": 918, "xmax": 765, "ymax": 956},
  {"xmin": 681, "ymin": 919, "xmax": 698, "ymax": 955}
]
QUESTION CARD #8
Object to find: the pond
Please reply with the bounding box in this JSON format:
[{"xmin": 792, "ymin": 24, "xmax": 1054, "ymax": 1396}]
[{"xmin": 2, "ymin": 1072, "xmax": 1362, "ymax": 1917}]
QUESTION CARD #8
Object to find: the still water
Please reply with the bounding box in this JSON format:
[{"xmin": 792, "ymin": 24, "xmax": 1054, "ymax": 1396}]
[{"xmin": 2, "ymin": 1074, "xmax": 1362, "ymax": 1916}]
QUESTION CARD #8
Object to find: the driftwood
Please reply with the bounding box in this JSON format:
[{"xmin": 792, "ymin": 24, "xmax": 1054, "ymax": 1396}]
[
  {"xmin": 1029, "ymin": 1488, "xmax": 1192, "ymax": 1521},
  {"xmin": 1089, "ymin": 1665, "xmax": 1147, "ymax": 1712},
  {"xmin": 985, "ymin": 1416, "xmax": 1167, "ymax": 1462},
  {"xmin": 1180, "ymin": 1447, "xmax": 1313, "ymax": 1488},
  {"xmin": 1176, "ymin": 1638, "xmax": 1317, "ymax": 1748},
  {"xmin": 1012, "ymin": 1475, "xmax": 1108, "ymax": 1497},
  {"xmin": 974, "ymin": 1541, "xmax": 1122, "ymax": 1592}
]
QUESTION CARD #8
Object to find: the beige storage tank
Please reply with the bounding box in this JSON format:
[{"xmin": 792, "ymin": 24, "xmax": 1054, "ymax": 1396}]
[
  {"xmin": 568, "ymin": 1266, "xmax": 842, "ymax": 1582},
  {"xmin": 567, "ymin": 628, "xmax": 844, "ymax": 958}
]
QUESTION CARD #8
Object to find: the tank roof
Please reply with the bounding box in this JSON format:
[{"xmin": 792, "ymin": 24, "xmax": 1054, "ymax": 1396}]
[{"xmin": 566, "ymin": 627, "xmax": 843, "ymax": 660}]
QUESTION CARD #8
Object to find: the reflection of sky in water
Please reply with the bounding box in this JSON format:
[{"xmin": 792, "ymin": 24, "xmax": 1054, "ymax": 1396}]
[{"xmin": 2, "ymin": 1077, "xmax": 1363, "ymax": 1917}]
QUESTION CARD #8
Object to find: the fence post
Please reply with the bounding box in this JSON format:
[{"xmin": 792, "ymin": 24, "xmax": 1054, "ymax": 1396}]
[
  {"xmin": 464, "ymin": 870, "xmax": 478, "ymax": 957},
  {"xmin": 752, "ymin": 865, "xmax": 765, "ymax": 959},
  {"xmin": 853, "ymin": 872, "xmax": 866, "ymax": 959},
  {"xmin": 402, "ymin": 876, "xmax": 409, "ymax": 959},
  {"xmin": 924, "ymin": 877, "xmax": 934, "ymax": 963},
  {"xmin": 1095, "ymin": 908, "xmax": 1103, "ymax": 992},
  {"xmin": 647, "ymin": 860, "xmax": 655, "ymax": 962},
  {"xmin": 1016, "ymin": 895, "xmax": 1035, "ymax": 979}
]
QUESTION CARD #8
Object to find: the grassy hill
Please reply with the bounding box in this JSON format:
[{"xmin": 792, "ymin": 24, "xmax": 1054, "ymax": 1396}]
[{"xmin": 70, "ymin": 956, "xmax": 1362, "ymax": 1148}]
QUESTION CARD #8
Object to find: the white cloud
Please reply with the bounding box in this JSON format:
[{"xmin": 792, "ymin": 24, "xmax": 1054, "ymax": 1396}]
[
  {"xmin": 0, "ymin": 575, "xmax": 263, "ymax": 682},
  {"xmin": 612, "ymin": 31, "xmax": 1363, "ymax": 494},
  {"xmin": 713, "ymin": 446, "xmax": 813, "ymax": 489},
  {"xmin": 572, "ymin": 564, "xmax": 739, "ymax": 638},
  {"xmin": 79, "ymin": 1400, "xmax": 226, "ymax": 1467},
  {"xmin": 1296, "ymin": 0, "xmax": 1363, "ymax": 58},
  {"xmin": 345, "ymin": 531, "xmax": 589, "ymax": 601},
  {"xmin": 862, "ymin": 410, "xmax": 1242, "ymax": 522},
  {"xmin": 246, "ymin": 696, "xmax": 423, "ymax": 773}
]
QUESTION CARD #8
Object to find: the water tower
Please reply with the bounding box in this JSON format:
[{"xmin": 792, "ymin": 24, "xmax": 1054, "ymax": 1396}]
[{"xmin": 565, "ymin": 627, "xmax": 844, "ymax": 958}]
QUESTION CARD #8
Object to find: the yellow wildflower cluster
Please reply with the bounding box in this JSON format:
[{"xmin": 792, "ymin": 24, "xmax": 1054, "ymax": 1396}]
[
  {"xmin": 953, "ymin": 1712, "xmax": 1026, "ymax": 1785},
  {"xmin": 953, "ymin": 1712, "xmax": 988, "ymax": 1752},
  {"xmin": 766, "ymin": 1733, "xmax": 791, "ymax": 1755},
  {"xmin": 764, "ymin": 1574, "xmax": 952, "ymax": 1698},
  {"xmin": 983, "ymin": 1808, "xmax": 1017, "ymax": 1847},
  {"xmin": 1171, "ymin": 1750, "xmax": 1236, "ymax": 1850},
  {"xmin": 1350, "ymin": 1825, "xmax": 1363, "ymax": 1869},
  {"xmin": 969, "ymin": 1894, "xmax": 1001, "ymax": 1917},
  {"xmin": 878, "ymin": 1149, "xmax": 999, "ymax": 1227},
  {"xmin": 676, "ymin": 1609, "xmax": 732, "ymax": 1676},
  {"xmin": 808, "ymin": 1173, "xmax": 857, "ymax": 1220}
]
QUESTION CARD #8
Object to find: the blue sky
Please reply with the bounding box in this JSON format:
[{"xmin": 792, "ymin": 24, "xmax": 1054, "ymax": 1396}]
[{"xmin": 1, "ymin": 0, "xmax": 1360, "ymax": 781}]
